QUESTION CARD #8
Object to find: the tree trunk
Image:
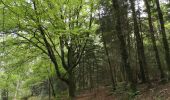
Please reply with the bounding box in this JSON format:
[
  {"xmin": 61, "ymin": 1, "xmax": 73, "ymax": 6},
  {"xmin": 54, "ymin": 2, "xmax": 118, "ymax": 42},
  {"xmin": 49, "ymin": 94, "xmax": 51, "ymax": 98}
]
[
  {"xmin": 48, "ymin": 79, "xmax": 51, "ymax": 100},
  {"xmin": 112, "ymin": 0, "xmax": 136, "ymax": 89},
  {"xmin": 143, "ymin": 0, "xmax": 165, "ymax": 80},
  {"xmin": 68, "ymin": 71, "xmax": 76, "ymax": 99},
  {"xmin": 48, "ymin": 77, "xmax": 56, "ymax": 97},
  {"xmin": 82, "ymin": 58, "xmax": 85, "ymax": 89},
  {"xmin": 155, "ymin": 0, "xmax": 170, "ymax": 75},
  {"xmin": 100, "ymin": 19, "xmax": 116, "ymax": 90},
  {"xmin": 129, "ymin": 0, "xmax": 149, "ymax": 83},
  {"xmin": 1, "ymin": 89, "xmax": 8, "ymax": 100},
  {"xmin": 14, "ymin": 80, "xmax": 20, "ymax": 100}
]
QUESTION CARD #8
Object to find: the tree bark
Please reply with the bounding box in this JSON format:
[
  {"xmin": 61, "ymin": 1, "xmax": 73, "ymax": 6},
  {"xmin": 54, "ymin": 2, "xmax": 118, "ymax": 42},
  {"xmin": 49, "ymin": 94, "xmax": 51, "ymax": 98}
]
[
  {"xmin": 129, "ymin": 0, "xmax": 149, "ymax": 83},
  {"xmin": 112, "ymin": 0, "xmax": 135, "ymax": 89},
  {"xmin": 143, "ymin": 0, "xmax": 165, "ymax": 80},
  {"xmin": 68, "ymin": 71, "xmax": 76, "ymax": 99},
  {"xmin": 99, "ymin": 17, "xmax": 116, "ymax": 90},
  {"xmin": 48, "ymin": 79, "xmax": 51, "ymax": 100},
  {"xmin": 155, "ymin": 0, "xmax": 170, "ymax": 75},
  {"xmin": 14, "ymin": 80, "xmax": 20, "ymax": 100},
  {"xmin": 48, "ymin": 78, "xmax": 56, "ymax": 97}
]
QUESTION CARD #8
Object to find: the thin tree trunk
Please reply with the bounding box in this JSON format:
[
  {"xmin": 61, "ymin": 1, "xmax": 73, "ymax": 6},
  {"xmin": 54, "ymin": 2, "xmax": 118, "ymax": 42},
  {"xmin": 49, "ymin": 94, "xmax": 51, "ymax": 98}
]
[
  {"xmin": 155, "ymin": 0, "xmax": 170, "ymax": 75},
  {"xmin": 82, "ymin": 57, "xmax": 85, "ymax": 89},
  {"xmin": 129, "ymin": 0, "xmax": 149, "ymax": 83},
  {"xmin": 112, "ymin": 0, "xmax": 136, "ymax": 90},
  {"xmin": 102, "ymin": 34, "xmax": 116, "ymax": 89},
  {"xmin": 48, "ymin": 79, "xmax": 51, "ymax": 100},
  {"xmin": 94, "ymin": 55, "xmax": 99, "ymax": 88},
  {"xmin": 143, "ymin": 0, "xmax": 165, "ymax": 80},
  {"xmin": 14, "ymin": 80, "xmax": 20, "ymax": 100},
  {"xmin": 99, "ymin": 15, "xmax": 116, "ymax": 90},
  {"xmin": 88, "ymin": 59, "xmax": 93, "ymax": 91}
]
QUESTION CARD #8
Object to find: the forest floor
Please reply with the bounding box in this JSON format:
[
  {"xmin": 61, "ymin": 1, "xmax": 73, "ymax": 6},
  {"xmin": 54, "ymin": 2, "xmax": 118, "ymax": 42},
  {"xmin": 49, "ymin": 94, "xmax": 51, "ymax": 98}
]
[
  {"xmin": 75, "ymin": 82, "xmax": 170, "ymax": 100},
  {"xmin": 28, "ymin": 81, "xmax": 170, "ymax": 100}
]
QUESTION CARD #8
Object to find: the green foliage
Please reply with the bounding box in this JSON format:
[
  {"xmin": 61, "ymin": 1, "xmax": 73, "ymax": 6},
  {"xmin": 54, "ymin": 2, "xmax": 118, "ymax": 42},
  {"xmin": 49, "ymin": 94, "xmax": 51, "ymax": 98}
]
[
  {"xmin": 1, "ymin": 0, "xmax": 170, "ymax": 99},
  {"xmin": 0, "ymin": 0, "xmax": 98, "ymax": 98}
]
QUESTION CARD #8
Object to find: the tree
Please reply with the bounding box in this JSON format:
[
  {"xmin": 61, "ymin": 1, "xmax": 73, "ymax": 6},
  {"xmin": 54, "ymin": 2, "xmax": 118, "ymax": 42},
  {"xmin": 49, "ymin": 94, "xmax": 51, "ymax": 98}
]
[
  {"xmin": 1, "ymin": 0, "xmax": 96, "ymax": 98},
  {"xmin": 129, "ymin": 0, "xmax": 150, "ymax": 83},
  {"xmin": 143, "ymin": 0, "xmax": 165, "ymax": 80},
  {"xmin": 155, "ymin": 0, "xmax": 170, "ymax": 76},
  {"xmin": 112, "ymin": 0, "xmax": 135, "ymax": 89},
  {"xmin": 1, "ymin": 0, "xmax": 170, "ymax": 99}
]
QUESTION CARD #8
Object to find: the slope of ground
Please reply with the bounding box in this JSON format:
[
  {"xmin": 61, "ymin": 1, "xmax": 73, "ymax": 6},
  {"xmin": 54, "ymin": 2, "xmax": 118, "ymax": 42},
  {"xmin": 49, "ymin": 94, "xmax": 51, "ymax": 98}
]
[{"xmin": 75, "ymin": 82, "xmax": 170, "ymax": 100}]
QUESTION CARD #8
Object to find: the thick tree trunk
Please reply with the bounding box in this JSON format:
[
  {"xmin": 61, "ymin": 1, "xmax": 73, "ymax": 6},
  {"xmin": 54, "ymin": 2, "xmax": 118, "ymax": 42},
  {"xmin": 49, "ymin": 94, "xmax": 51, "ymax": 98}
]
[
  {"xmin": 143, "ymin": 0, "xmax": 165, "ymax": 80},
  {"xmin": 155, "ymin": 0, "xmax": 170, "ymax": 75},
  {"xmin": 68, "ymin": 71, "xmax": 76, "ymax": 99},
  {"xmin": 129, "ymin": 0, "xmax": 149, "ymax": 83}
]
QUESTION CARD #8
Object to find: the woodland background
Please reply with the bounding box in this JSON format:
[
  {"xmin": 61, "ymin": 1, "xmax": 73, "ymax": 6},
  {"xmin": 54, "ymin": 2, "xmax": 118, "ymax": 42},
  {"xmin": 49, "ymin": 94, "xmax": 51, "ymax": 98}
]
[{"xmin": 1, "ymin": 0, "xmax": 170, "ymax": 99}]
